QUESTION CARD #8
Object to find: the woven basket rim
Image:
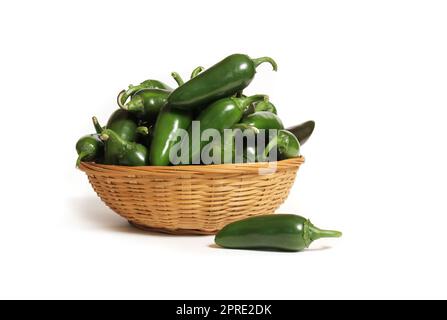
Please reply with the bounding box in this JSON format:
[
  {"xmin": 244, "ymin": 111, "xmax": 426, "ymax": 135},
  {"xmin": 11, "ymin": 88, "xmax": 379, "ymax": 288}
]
[{"xmin": 78, "ymin": 156, "xmax": 304, "ymax": 175}]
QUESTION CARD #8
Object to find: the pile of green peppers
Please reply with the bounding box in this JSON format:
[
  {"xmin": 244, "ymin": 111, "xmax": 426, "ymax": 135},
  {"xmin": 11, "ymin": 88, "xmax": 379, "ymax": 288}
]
[{"xmin": 75, "ymin": 53, "xmax": 316, "ymax": 167}]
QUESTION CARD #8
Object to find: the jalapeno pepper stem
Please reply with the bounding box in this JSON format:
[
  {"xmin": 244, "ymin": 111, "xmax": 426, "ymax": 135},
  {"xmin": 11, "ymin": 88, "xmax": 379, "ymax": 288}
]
[
  {"xmin": 136, "ymin": 126, "xmax": 149, "ymax": 136},
  {"xmin": 190, "ymin": 66, "xmax": 204, "ymax": 79},
  {"xmin": 117, "ymin": 90, "xmax": 128, "ymax": 109},
  {"xmin": 100, "ymin": 129, "xmax": 123, "ymax": 143},
  {"xmin": 124, "ymin": 95, "xmax": 144, "ymax": 112},
  {"xmin": 76, "ymin": 151, "xmax": 89, "ymax": 167},
  {"xmin": 252, "ymin": 56, "xmax": 278, "ymax": 71},
  {"xmin": 92, "ymin": 116, "xmax": 103, "ymax": 134},
  {"xmin": 118, "ymin": 83, "xmax": 149, "ymax": 108},
  {"xmin": 100, "ymin": 129, "xmax": 128, "ymax": 156},
  {"xmin": 240, "ymin": 95, "xmax": 268, "ymax": 112},
  {"xmin": 171, "ymin": 72, "xmax": 184, "ymax": 86},
  {"xmin": 308, "ymin": 224, "xmax": 343, "ymax": 241}
]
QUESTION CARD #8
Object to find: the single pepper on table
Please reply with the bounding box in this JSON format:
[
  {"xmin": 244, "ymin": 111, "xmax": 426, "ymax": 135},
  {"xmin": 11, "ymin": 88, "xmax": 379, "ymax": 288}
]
[{"xmin": 215, "ymin": 214, "xmax": 342, "ymax": 252}]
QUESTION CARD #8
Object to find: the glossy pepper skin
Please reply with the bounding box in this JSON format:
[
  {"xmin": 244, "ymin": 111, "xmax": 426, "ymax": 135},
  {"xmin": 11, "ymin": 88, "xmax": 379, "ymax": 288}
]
[
  {"xmin": 99, "ymin": 109, "xmax": 140, "ymax": 164},
  {"xmin": 118, "ymin": 79, "xmax": 172, "ymax": 107},
  {"xmin": 286, "ymin": 120, "xmax": 315, "ymax": 146},
  {"xmin": 147, "ymin": 68, "xmax": 205, "ymax": 166},
  {"xmin": 149, "ymin": 105, "xmax": 193, "ymax": 166},
  {"xmin": 122, "ymin": 88, "xmax": 170, "ymax": 121},
  {"xmin": 215, "ymin": 214, "xmax": 342, "ymax": 252},
  {"xmin": 100, "ymin": 129, "xmax": 149, "ymax": 166},
  {"xmin": 188, "ymin": 95, "xmax": 267, "ymax": 164},
  {"xmin": 106, "ymin": 109, "xmax": 138, "ymax": 142},
  {"xmin": 167, "ymin": 54, "xmax": 277, "ymax": 110},
  {"xmin": 241, "ymin": 111, "xmax": 284, "ymax": 131},
  {"xmin": 75, "ymin": 134, "xmax": 104, "ymax": 166}
]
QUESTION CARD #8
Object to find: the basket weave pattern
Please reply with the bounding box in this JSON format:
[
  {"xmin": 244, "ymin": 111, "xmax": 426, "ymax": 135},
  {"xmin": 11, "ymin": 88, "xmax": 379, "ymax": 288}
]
[{"xmin": 79, "ymin": 157, "xmax": 304, "ymax": 234}]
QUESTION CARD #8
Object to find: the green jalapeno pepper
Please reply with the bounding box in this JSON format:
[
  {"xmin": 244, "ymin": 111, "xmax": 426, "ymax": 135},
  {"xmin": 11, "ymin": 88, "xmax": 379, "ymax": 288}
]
[
  {"xmin": 215, "ymin": 214, "xmax": 342, "ymax": 252},
  {"xmin": 148, "ymin": 67, "xmax": 205, "ymax": 166},
  {"xmin": 286, "ymin": 120, "xmax": 315, "ymax": 146},
  {"xmin": 94, "ymin": 115, "xmax": 147, "ymax": 140},
  {"xmin": 149, "ymin": 105, "xmax": 193, "ymax": 166},
  {"xmin": 118, "ymin": 79, "xmax": 172, "ymax": 107},
  {"xmin": 105, "ymin": 109, "xmax": 139, "ymax": 142},
  {"xmin": 188, "ymin": 95, "xmax": 267, "ymax": 164},
  {"xmin": 119, "ymin": 68, "xmax": 202, "ymax": 123},
  {"xmin": 121, "ymin": 88, "xmax": 170, "ymax": 122},
  {"xmin": 75, "ymin": 134, "xmax": 104, "ymax": 167},
  {"xmin": 167, "ymin": 54, "xmax": 277, "ymax": 110},
  {"xmin": 263, "ymin": 129, "xmax": 300, "ymax": 161},
  {"xmin": 253, "ymin": 100, "xmax": 277, "ymax": 114},
  {"xmin": 96, "ymin": 109, "xmax": 142, "ymax": 164},
  {"xmin": 100, "ymin": 129, "xmax": 149, "ymax": 166},
  {"xmin": 240, "ymin": 111, "xmax": 284, "ymax": 131}
]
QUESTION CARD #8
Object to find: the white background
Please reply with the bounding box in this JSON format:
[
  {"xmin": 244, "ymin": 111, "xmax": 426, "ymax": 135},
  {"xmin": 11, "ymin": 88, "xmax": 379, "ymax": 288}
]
[{"xmin": 0, "ymin": 0, "xmax": 446, "ymax": 299}]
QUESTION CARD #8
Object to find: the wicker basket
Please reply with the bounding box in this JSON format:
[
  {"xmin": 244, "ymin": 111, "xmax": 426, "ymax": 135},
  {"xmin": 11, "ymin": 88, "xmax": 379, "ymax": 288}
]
[{"xmin": 78, "ymin": 157, "xmax": 304, "ymax": 235}]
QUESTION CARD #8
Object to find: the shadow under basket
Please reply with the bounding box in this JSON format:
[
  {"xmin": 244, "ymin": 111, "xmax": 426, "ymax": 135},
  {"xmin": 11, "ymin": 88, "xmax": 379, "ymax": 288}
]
[{"xmin": 79, "ymin": 157, "xmax": 304, "ymax": 235}]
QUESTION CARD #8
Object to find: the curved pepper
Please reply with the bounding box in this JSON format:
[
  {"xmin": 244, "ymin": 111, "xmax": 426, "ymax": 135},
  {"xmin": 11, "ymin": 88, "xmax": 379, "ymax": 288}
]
[
  {"xmin": 118, "ymin": 79, "xmax": 172, "ymax": 107},
  {"xmin": 215, "ymin": 214, "xmax": 342, "ymax": 252},
  {"xmin": 149, "ymin": 105, "xmax": 193, "ymax": 166},
  {"xmin": 75, "ymin": 134, "xmax": 104, "ymax": 167},
  {"xmin": 286, "ymin": 120, "xmax": 315, "ymax": 146},
  {"xmin": 263, "ymin": 129, "xmax": 300, "ymax": 161},
  {"xmin": 189, "ymin": 95, "xmax": 267, "ymax": 164},
  {"xmin": 167, "ymin": 54, "xmax": 277, "ymax": 110},
  {"xmin": 100, "ymin": 129, "xmax": 149, "ymax": 166}
]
